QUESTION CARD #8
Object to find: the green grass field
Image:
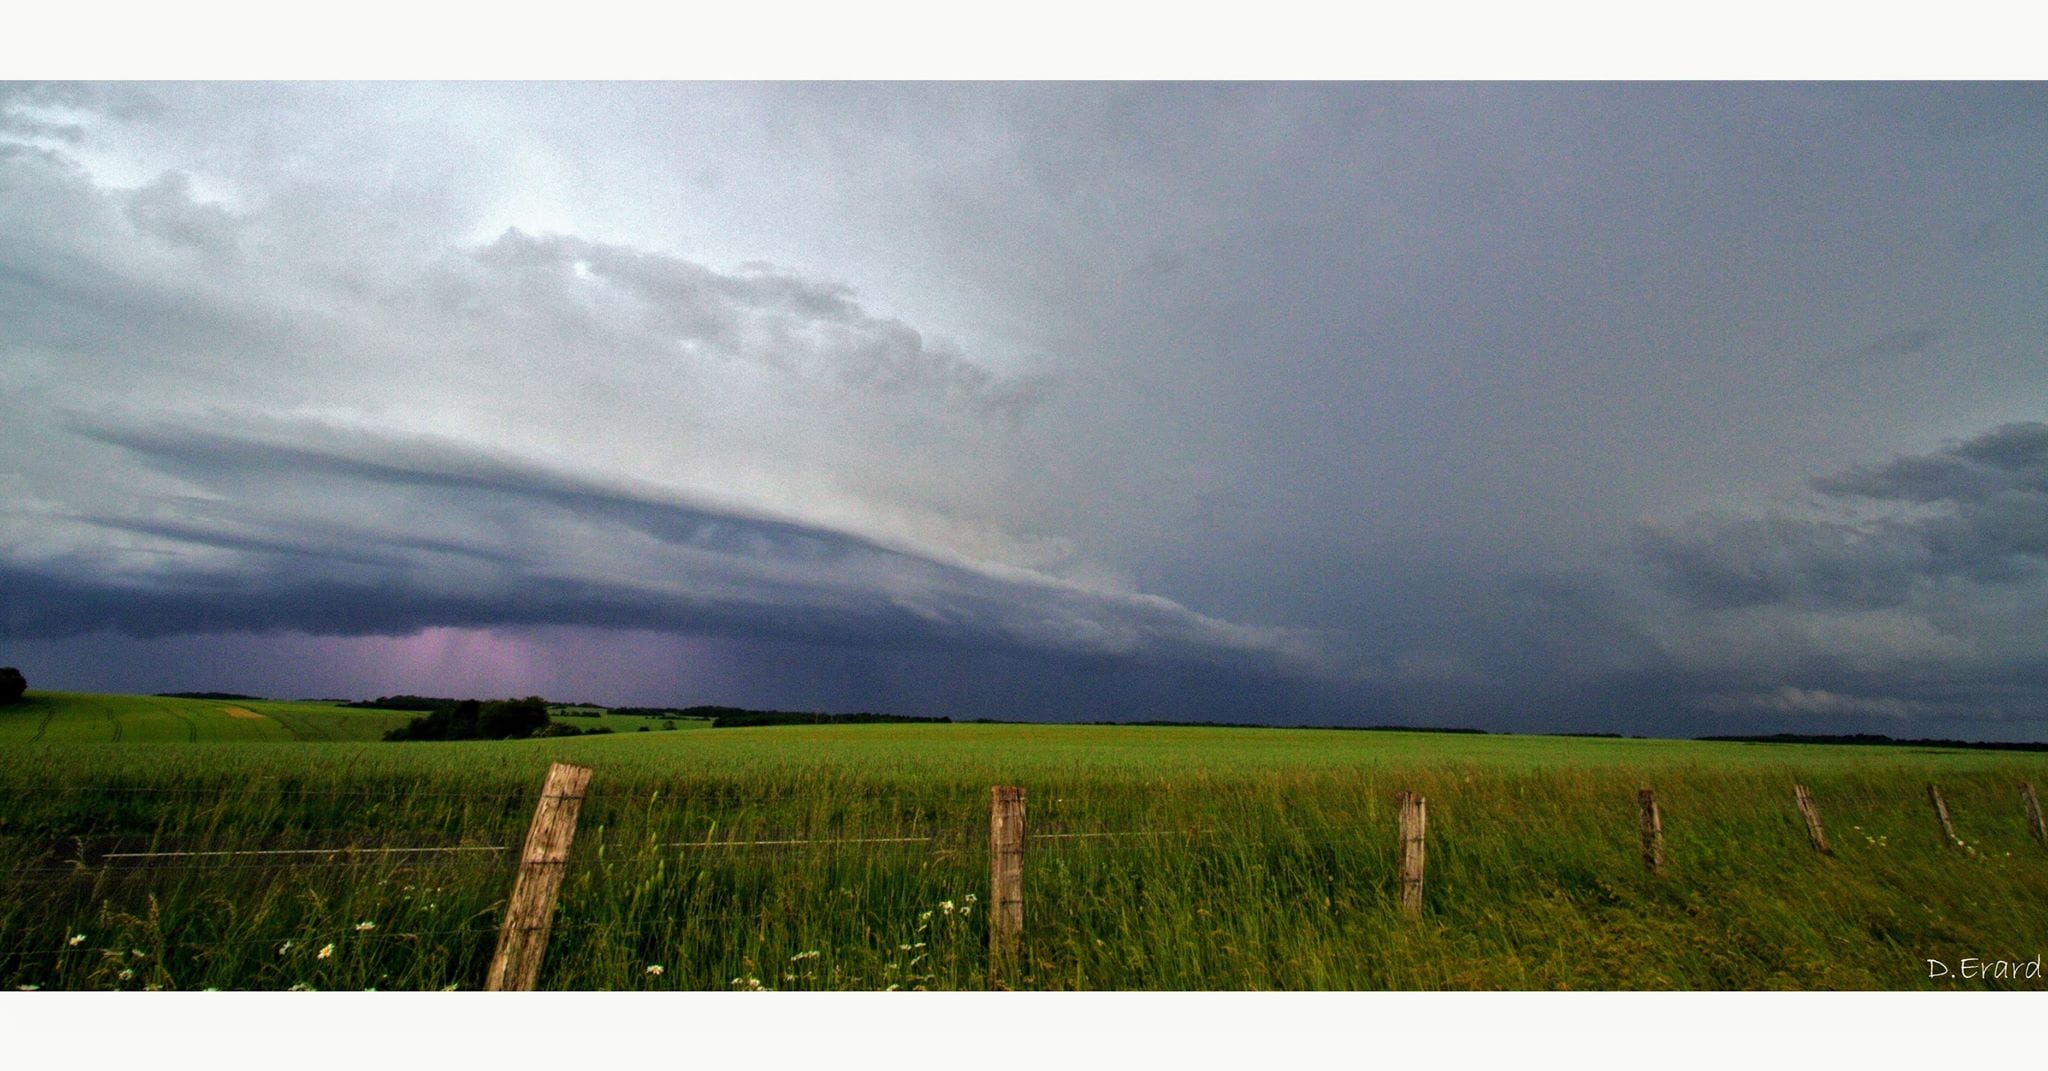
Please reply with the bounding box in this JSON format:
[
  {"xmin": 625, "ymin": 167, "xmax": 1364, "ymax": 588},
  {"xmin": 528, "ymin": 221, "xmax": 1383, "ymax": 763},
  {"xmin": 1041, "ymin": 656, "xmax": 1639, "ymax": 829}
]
[{"xmin": 3, "ymin": 691, "xmax": 2046, "ymax": 992}]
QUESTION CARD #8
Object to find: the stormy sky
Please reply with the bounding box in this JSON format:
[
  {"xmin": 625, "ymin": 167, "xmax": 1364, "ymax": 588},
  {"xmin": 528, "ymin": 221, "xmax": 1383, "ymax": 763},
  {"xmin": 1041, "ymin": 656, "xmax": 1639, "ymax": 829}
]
[{"xmin": 3, "ymin": 81, "xmax": 2046, "ymax": 737}]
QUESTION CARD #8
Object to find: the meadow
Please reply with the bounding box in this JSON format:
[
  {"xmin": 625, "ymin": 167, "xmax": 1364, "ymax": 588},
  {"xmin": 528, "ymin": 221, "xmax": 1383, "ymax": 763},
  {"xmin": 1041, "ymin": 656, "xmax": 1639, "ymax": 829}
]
[{"xmin": 3, "ymin": 691, "xmax": 2045, "ymax": 991}]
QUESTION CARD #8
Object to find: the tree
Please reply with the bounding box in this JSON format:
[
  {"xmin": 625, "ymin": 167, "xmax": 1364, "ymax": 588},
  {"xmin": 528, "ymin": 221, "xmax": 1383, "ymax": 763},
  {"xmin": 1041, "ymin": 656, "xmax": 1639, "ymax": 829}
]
[
  {"xmin": 479, "ymin": 697, "xmax": 549, "ymax": 739},
  {"xmin": 0, "ymin": 667, "xmax": 23, "ymax": 704},
  {"xmin": 384, "ymin": 696, "xmax": 556, "ymax": 742}
]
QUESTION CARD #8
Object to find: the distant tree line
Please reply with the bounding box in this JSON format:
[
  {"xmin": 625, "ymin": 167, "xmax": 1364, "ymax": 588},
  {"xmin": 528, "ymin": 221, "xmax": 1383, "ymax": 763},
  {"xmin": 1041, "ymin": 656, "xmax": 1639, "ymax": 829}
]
[
  {"xmin": 0, "ymin": 667, "xmax": 25, "ymax": 705},
  {"xmin": 382, "ymin": 696, "xmax": 612, "ymax": 741},
  {"xmin": 348, "ymin": 695, "xmax": 460, "ymax": 712},
  {"xmin": 1086, "ymin": 720, "xmax": 1490, "ymax": 734},
  {"xmin": 155, "ymin": 691, "xmax": 266, "ymax": 701},
  {"xmin": 1698, "ymin": 733, "xmax": 2048, "ymax": 753},
  {"xmin": 690, "ymin": 707, "xmax": 953, "ymax": 728}
]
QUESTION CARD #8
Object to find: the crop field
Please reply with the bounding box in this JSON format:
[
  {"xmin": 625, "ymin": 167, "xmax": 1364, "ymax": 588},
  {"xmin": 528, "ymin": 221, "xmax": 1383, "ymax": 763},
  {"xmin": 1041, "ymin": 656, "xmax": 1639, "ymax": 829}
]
[{"xmin": 3, "ymin": 691, "xmax": 2046, "ymax": 992}]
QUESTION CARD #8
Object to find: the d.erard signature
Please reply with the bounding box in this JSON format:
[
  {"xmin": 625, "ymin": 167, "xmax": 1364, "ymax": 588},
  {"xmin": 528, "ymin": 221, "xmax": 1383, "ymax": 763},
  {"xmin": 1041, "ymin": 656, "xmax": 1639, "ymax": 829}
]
[{"xmin": 1926, "ymin": 956, "xmax": 2042, "ymax": 981}]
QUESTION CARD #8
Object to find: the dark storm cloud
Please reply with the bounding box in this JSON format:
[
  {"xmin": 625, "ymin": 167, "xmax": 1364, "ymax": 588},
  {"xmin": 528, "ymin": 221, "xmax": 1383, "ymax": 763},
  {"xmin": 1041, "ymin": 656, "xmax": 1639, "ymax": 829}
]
[
  {"xmin": 1623, "ymin": 424, "xmax": 2048, "ymax": 736},
  {"xmin": 1637, "ymin": 517, "xmax": 1929, "ymax": 611},
  {"xmin": 6, "ymin": 416, "xmax": 1322, "ymax": 681},
  {"xmin": 1815, "ymin": 421, "xmax": 2048, "ymax": 504},
  {"xmin": 1642, "ymin": 423, "xmax": 2048, "ymax": 609}
]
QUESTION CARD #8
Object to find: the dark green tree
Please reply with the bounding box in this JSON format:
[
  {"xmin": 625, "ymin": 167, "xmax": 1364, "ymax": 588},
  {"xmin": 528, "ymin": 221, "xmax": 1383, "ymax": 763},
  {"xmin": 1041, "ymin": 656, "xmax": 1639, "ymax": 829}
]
[
  {"xmin": 479, "ymin": 696, "xmax": 549, "ymax": 738},
  {"xmin": 384, "ymin": 696, "xmax": 556, "ymax": 741},
  {"xmin": 0, "ymin": 667, "xmax": 24, "ymax": 704}
]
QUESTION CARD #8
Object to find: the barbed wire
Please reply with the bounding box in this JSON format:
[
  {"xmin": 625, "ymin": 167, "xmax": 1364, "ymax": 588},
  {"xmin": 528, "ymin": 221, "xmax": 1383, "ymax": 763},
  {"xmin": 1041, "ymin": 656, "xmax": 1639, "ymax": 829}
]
[
  {"xmin": 0, "ymin": 783, "xmax": 536, "ymax": 801},
  {"xmin": 6, "ymin": 803, "xmax": 2039, "ymax": 870},
  {"xmin": 0, "ymin": 855, "xmax": 523, "ymax": 880},
  {"xmin": 0, "ymin": 782, "xmax": 1036, "ymax": 806},
  {"xmin": 4, "ymin": 779, "xmax": 2038, "ymax": 833},
  {"xmin": 3, "ymin": 780, "xmax": 2039, "ymax": 889}
]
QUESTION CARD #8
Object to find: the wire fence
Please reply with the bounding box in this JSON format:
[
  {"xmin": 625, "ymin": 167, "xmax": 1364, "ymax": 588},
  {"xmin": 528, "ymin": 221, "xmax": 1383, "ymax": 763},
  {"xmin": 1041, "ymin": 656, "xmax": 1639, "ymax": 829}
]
[
  {"xmin": 5, "ymin": 779, "xmax": 2041, "ymax": 865},
  {"xmin": 5, "ymin": 768, "xmax": 2045, "ymax": 990}
]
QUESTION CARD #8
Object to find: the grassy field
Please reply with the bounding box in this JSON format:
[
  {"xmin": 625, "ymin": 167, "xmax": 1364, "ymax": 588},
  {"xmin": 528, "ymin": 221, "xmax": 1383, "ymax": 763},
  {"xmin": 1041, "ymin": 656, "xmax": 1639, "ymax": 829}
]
[
  {"xmin": 3, "ymin": 691, "xmax": 2046, "ymax": 991},
  {"xmin": 0, "ymin": 692, "xmax": 706, "ymax": 745}
]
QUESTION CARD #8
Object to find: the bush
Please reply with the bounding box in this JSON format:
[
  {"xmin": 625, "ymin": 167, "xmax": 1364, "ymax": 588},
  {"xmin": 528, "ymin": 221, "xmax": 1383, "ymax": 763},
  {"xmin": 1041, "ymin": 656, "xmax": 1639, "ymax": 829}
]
[{"xmin": 0, "ymin": 667, "xmax": 23, "ymax": 704}]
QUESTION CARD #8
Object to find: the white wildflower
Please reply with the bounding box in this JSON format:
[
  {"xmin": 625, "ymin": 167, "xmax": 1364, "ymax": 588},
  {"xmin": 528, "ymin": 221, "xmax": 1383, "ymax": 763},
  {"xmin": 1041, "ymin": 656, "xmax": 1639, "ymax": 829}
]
[
  {"xmin": 277, "ymin": 941, "xmax": 294, "ymax": 955},
  {"xmin": 67, "ymin": 934, "xmax": 86, "ymax": 947},
  {"xmin": 118, "ymin": 968, "xmax": 134, "ymax": 981},
  {"xmin": 789, "ymin": 950, "xmax": 820, "ymax": 962},
  {"xmin": 317, "ymin": 943, "xmax": 335, "ymax": 960},
  {"xmin": 645, "ymin": 965, "xmax": 664, "ymax": 976},
  {"xmin": 354, "ymin": 921, "xmax": 376, "ymax": 932}
]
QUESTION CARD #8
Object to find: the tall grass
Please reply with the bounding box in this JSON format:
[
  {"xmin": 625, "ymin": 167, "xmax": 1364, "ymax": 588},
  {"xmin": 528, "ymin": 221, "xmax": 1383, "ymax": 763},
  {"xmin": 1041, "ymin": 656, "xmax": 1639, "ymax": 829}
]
[{"xmin": 2, "ymin": 714, "xmax": 2045, "ymax": 990}]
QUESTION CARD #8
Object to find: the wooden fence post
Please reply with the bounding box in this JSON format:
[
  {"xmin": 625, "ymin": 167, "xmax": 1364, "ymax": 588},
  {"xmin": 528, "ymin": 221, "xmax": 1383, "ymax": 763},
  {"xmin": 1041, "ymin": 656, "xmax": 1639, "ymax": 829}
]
[
  {"xmin": 1396, "ymin": 791, "xmax": 1427, "ymax": 916},
  {"xmin": 989, "ymin": 785, "xmax": 1026, "ymax": 984},
  {"xmin": 486, "ymin": 762, "xmax": 593, "ymax": 991},
  {"xmin": 1793, "ymin": 784, "xmax": 1831, "ymax": 855},
  {"xmin": 1637, "ymin": 788, "xmax": 1664, "ymax": 873},
  {"xmin": 2024, "ymin": 782, "xmax": 2047, "ymax": 848},
  {"xmin": 1928, "ymin": 783, "xmax": 1957, "ymax": 846}
]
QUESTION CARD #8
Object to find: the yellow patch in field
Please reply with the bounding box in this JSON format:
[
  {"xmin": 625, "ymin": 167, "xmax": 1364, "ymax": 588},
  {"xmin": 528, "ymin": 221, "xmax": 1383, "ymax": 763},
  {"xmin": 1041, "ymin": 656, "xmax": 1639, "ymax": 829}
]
[{"xmin": 222, "ymin": 706, "xmax": 268, "ymax": 720}]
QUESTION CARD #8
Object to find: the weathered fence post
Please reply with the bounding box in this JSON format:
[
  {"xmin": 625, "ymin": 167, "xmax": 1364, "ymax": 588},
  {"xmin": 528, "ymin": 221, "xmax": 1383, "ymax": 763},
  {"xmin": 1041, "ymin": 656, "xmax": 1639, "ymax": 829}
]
[
  {"xmin": 1396, "ymin": 791, "xmax": 1427, "ymax": 916},
  {"xmin": 2024, "ymin": 782, "xmax": 2047, "ymax": 848},
  {"xmin": 989, "ymin": 785, "xmax": 1026, "ymax": 984},
  {"xmin": 1637, "ymin": 788, "xmax": 1664, "ymax": 873},
  {"xmin": 486, "ymin": 762, "xmax": 593, "ymax": 991},
  {"xmin": 1793, "ymin": 784, "xmax": 1831, "ymax": 855},
  {"xmin": 1928, "ymin": 783, "xmax": 1957, "ymax": 846}
]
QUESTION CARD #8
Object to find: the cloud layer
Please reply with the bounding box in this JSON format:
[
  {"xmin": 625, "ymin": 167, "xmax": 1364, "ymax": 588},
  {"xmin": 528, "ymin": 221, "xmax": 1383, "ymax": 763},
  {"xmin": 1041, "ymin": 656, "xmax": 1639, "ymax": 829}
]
[{"xmin": 5, "ymin": 83, "xmax": 2048, "ymax": 736}]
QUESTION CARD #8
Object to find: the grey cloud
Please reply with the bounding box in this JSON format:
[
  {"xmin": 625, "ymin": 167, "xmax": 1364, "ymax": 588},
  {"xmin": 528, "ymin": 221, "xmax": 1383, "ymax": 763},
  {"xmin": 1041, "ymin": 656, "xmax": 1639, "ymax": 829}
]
[
  {"xmin": 1642, "ymin": 423, "xmax": 2048, "ymax": 611},
  {"xmin": 456, "ymin": 230, "xmax": 1055, "ymax": 418},
  {"xmin": 124, "ymin": 171, "xmax": 241, "ymax": 255},
  {"xmin": 0, "ymin": 112, "xmax": 84, "ymax": 144},
  {"xmin": 1815, "ymin": 421, "xmax": 2048, "ymax": 505},
  {"xmin": 1637, "ymin": 516, "xmax": 1930, "ymax": 611},
  {"xmin": 0, "ymin": 117, "xmax": 1070, "ymax": 591},
  {"xmin": 1849, "ymin": 326, "xmax": 1945, "ymax": 361},
  {"xmin": 1623, "ymin": 423, "xmax": 2048, "ymax": 735},
  {"xmin": 1696, "ymin": 686, "xmax": 1934, "ymax": 722},
  {"xmin": 0, "ymin": 83, "xmax": 92, "ymax": 142}
]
